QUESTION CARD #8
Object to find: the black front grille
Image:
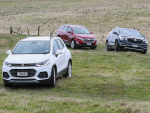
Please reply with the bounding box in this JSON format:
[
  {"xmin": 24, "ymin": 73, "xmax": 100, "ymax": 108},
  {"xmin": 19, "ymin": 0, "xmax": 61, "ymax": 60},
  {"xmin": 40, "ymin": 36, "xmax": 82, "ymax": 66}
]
[
  {"xmin": 11, "ymin": 63, "xmax": 36, "ymax": 67},
  {"xmin": 10, "ymin": 69, "xmax": 36, "ymax": 77},
  {"xmin": 127, "ymin": 38, "xmax": 143, "ymax": 44}
]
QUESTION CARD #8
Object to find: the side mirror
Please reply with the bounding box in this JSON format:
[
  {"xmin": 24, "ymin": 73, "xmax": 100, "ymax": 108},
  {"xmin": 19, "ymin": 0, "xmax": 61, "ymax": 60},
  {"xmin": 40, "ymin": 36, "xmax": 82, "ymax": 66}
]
[
  {"xmin": 67, "ymin": 31, "xmax": 71, "ymax": 34},
  {"xmin": 55, "ymin": 50, "xmax": 63, "ymax": 57},
  {"xmin": 6, "ymin": 50, "xmax": 11, "ymax": 55},
  {"xmin": 113, "ymin": 32, "xmax": 118, "ymax": 36},
  {"xmin": 143, "ymin": 36, "xmax": 145, "ymax": 38},
  {"xmin": 90, "ymin": 32, "xmax": 93, "ymax": 34}
]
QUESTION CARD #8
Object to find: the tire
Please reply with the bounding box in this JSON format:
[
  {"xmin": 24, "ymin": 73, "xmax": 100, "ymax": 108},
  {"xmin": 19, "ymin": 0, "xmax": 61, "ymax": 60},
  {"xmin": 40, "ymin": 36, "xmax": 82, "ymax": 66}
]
[
  {"xmin": 50, "ymin": 67, "xmax": 56, "ymax": 87},
  {"xmin": 105, "ymin": 42, "xmax": 109, "ymax": 51},
  {"xmin": 63, "ymin": 61, "xmax": 72, "ymax": 78},
  {"xmin": 141, "ymin": 50, "xmax": 147, "ymax": 54},
  {"xmin": 115, "ymin": 40, "xmax": 119, "ymax": 52},
  {"xmin": 71, "ymin": 40, "xmax": 76, "ymax": 49},
  {"xmin": 90, "ymin": 47, "xmax": 96, "ymax": 49},
  {"xmin": 4, "ymin": 83, "xmax": 12, "ymax": 87}
]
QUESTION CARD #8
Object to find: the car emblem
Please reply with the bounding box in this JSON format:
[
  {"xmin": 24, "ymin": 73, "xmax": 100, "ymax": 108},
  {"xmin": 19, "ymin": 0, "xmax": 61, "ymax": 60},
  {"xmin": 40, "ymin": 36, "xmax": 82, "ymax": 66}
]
[{"xmin": 22, "ymin": 64, "xmax": 24, "ymax": 67}]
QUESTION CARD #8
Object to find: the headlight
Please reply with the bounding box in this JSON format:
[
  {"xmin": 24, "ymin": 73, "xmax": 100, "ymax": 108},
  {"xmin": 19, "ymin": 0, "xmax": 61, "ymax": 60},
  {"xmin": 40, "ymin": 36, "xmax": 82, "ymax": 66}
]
[
  {"xmin": 143, "ymin": 39, "xmax": 148, "ymax": 44},
  {"xmin": 120, "ymin": 37, "xmax": 126, "ymax": 41},
  {"xmin": 76, "ymin": 36, "xmax": 83, "ymax": 40},
  {"xmin": 94, "ymin": 37, "xmax": 97, "ymax": 41},
  {"xmin": 36, "ymin": 59, "xmax": 50, "ymax": 67},
  {"xmin": 4, "ymin": 61, "xmax": 11, "ymax": 67}
]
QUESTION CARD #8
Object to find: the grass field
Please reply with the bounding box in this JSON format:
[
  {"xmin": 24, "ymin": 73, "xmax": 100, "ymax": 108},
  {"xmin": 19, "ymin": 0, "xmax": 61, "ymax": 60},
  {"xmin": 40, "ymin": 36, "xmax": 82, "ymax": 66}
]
[
  {"xmin": 1, "ymin": 0, "xmax": 150, "ymax": 112},
  {"xmin": 0, "ymin": 34, "xmax": 150, "ymax": 112}
]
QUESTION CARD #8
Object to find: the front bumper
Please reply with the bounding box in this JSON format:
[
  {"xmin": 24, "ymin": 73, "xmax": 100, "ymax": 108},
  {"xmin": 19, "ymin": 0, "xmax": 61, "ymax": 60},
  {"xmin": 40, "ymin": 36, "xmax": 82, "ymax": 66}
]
[
  {"xmin": 3, "ymin": 78, "xmax": 50, "ymax": 84},
  {"xmin": 118, "ymin": 40, "xmax": 148, "ymax": 51},
  {"xmin": 75, "ymin": 39, "xmax": 97, "ymax": 47},
  {"xmin": 2, "ymin": 65, "xmax": 52, "ymax": 85}
]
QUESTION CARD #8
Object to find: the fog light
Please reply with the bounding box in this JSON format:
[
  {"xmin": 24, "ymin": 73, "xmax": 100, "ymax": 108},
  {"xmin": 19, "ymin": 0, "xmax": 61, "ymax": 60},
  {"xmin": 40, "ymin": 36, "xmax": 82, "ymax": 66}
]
[
  {"xmin": 38, "ymin": 72, "xmax": 48, "ymax": 78},
  {"xmin": 3, "ymin": 72, "xmax": 10, "ymax": 79}
]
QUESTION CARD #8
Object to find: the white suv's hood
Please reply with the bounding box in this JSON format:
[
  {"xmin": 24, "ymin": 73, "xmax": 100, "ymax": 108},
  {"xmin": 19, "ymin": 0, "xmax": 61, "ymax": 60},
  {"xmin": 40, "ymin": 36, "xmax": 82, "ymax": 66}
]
[{"xmin": 5, "ymin": 54, "xmax": 50, "ymax": 64}]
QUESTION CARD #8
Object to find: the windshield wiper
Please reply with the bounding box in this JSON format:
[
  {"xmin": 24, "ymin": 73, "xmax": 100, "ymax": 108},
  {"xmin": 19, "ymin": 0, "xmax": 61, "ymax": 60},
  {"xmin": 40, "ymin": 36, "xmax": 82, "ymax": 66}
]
[{"xmin": 41, "ymin": 52, "xmax": 49, "ymax": 54}]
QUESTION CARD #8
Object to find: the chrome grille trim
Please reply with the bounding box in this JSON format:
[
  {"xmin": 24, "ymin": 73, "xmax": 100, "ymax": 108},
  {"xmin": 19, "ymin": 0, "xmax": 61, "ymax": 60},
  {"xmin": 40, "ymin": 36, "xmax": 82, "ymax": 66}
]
[
  {"xmin": 82, "ymin": 39, "xmax": 94, "ymax": 43},
  {"xmin": 11, "ymin": 63, "xmax": 36, "ymax": 67},
  {"xmin": 127, "ymin": 38, "xmax": 143, "ymax": 44}
]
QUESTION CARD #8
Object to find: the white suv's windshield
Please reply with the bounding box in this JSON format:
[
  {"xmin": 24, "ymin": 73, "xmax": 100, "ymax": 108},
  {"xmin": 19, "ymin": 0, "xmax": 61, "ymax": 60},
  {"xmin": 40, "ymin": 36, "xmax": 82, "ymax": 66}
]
[
  {"xmin": 73, "ymin": 27, "xmax": 90, "ymax": 34},
  {"xmin": 120, "ymin": 29, "xmax": 142, "ymax": 37},
  {"xmin": 13, "ymin": 41, "xmax": 50, "ymax": 54}
]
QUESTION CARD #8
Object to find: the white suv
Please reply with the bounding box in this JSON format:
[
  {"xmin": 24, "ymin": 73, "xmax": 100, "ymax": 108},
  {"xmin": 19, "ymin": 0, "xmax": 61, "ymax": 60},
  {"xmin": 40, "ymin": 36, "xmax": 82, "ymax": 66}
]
[{"xmin": 2, "ymin": 36, "xmax": 72, "ymax": 87}]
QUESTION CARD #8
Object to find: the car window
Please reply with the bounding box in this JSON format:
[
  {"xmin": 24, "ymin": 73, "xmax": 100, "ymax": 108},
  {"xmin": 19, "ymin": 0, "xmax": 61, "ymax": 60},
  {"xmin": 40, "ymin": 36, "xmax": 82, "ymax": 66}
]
[
  {"xmin": 53, "ymin": 40, "xmax": 59, "ymax": 55},
  {"xmin": 112, "ymin": 28, "xmax": 117, "ymax": 33},
  {"xmin": 13, "ymin": 41, "xmax": 50, "ymax": 54},
  {"xmin": 63, "ymin": 26, "xmax": 68, "ymax": 32},
  {"xmin": 56, "ymin": 39, "xmax": 64, "ymax": 50},
  {"xmin": 67, "ymin": 27, "xmax": 72, "ymax": 33}
]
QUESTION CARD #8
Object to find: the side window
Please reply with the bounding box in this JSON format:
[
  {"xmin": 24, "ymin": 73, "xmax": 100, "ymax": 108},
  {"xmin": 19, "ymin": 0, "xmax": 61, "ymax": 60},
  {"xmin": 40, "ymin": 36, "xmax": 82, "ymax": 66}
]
[
  {"xmin": 112, "ymin": 28, "xmax": 116, "ymax": 33},
  {"xmin": 53, "ymin": 40, "xmax": 59, "ymax": 55},
  {"xmin": 63, "ymin": 26, "xmax": 68, "ymax": 32},
  {"xmin": 56, "ymin": 39, "xmax": 64, "ymax": 50},
  {"xmin": 67, "ymin": 27, "xmax": 72, "ymax": 33},
  {"xmin": 116, "ymin": 28, "xmax": 119, "ymax": 34}
]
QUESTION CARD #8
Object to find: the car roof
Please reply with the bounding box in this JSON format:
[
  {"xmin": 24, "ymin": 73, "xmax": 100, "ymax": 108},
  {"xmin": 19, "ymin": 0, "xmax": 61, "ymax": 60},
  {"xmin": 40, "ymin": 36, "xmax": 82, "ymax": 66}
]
[
  {"xmin": 22, "ymin": 36, "xmax": 51, "ymax": 41},
  {"xmin": 117, "ymin": 27, "xmax": 137, "ymax": 31},
  {"xmin": 62, "ymin": 24, "xmax": 85, "ymax": 28}
]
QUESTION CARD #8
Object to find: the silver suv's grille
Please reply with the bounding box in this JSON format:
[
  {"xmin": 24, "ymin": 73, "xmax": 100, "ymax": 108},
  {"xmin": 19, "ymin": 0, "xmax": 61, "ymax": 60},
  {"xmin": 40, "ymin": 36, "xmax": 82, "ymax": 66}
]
[
  {"xmin": 82, "ymin": 39, "xmax": 95, "ymax": 43},
  {"xmin": 11, "ymin": 63, "xmax": 36, "ymax": 67},
  {"xmin": 127, "ymin": 38, "xmax": 143, "ymax": 44}
]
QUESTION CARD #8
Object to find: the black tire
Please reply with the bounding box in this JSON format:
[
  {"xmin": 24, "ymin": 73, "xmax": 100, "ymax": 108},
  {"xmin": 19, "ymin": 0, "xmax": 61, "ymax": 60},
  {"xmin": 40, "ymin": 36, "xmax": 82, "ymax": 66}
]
[
  {"xmin": 141, "ymin": 50, "xmax": 147, "ymax": 54},
  {"xmin": 4, "ymin": 83, "xmax": 12, "ymax": 87},
  {"xmin": 63, "ymin": 61, "xmax": 72, "ymax": 78},
  {"xmin": 115, "ymin": 40, "xmax": 119, "ymax": 52},
  {"xmin": 71, "ymin": 40, "xmax": 76, "ymax": 49},
  {"xmin": 50, "ymin": 67, "xmax": 56, "ymax": 87},
  {"xmin": 90, "ymin": 47, "xmax": 96, "ymax": 49},
  {"xmin": 105, "ymin": 42, "xmax": 109, "ymax": 51}
]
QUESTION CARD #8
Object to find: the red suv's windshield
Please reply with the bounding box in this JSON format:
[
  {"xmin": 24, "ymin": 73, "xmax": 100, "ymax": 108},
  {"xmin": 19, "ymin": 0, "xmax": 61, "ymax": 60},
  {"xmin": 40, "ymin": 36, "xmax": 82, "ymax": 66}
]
[{"xmin": 72, "ymin": 27, "xmax": 90, "ymax": 34}]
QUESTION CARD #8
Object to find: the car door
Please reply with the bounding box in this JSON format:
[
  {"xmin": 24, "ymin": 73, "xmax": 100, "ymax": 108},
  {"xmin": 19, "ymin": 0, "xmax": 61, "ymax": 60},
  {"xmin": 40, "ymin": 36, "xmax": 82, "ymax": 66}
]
[
  {"xmin": 62, "ymin": 26, "xmax": 68, "ymax": 42},
  {"xmin": 52, "ymin": 39, "xmax": 66, "ymax": 75},
  {"xmin": 66, "ymin": 27, "xmax": 73, "ymax": 44},
  {"xmin": 56, "ymin": 39, "xmax": 67, "ymax": 71},
  {"xmin": 111, "ymin": 28, "xmax": 118, "ymax": 47}
]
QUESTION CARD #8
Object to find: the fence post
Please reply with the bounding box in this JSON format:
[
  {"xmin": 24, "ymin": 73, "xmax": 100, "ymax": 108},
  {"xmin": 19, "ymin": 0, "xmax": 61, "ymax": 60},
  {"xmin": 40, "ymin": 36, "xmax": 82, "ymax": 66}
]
[
  {"xmin": 38, "ymin": 26, "xmax": 40, "ymax": 36},
  {"xmin": 10, "ymin": 26, "xmax": 12, "ymax": 34},
  {"xmin": 27, "ymin": 26, "xmax": 30, "ymax": 35}
]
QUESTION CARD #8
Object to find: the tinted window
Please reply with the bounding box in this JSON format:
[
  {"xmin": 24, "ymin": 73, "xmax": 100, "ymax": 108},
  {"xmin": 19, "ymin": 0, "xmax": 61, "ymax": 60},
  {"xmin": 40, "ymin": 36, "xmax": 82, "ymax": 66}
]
[
  {"xmin": 63, "ymin": 26, "xmax": 68, "ymax": 32},
  {"xmin": 53, "ymin": 40, "xmax": 59, "ymax": 54},
  {"xmin": 56, "ymin": 39, "xmax": 64, "ymax": 50}
]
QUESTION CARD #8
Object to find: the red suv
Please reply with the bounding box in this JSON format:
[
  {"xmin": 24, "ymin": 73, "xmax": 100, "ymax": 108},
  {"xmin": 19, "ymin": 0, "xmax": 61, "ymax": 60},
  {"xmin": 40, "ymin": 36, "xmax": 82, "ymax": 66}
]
[{"xmin": 56, "ymin": 25, "xmax": 97, "ymax": 49}]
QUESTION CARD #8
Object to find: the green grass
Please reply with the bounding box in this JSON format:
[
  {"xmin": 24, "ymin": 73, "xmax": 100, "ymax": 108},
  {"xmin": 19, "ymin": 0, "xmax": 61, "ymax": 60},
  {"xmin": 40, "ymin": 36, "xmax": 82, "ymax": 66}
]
[
  {"xmin": 0, "ymin": 34, "xmax": 150, "ymax": 112},
  {"xmin": 1, "ymin": 0, "xmax": 150, "ymax": 112}
]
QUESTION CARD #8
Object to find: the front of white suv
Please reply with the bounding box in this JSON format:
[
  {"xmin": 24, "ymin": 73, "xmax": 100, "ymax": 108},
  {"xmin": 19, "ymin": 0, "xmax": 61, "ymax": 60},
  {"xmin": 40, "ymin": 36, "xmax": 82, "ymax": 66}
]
[{"xmin": 2, "ymin": 36, "xmax": 72, "ymax": 87}]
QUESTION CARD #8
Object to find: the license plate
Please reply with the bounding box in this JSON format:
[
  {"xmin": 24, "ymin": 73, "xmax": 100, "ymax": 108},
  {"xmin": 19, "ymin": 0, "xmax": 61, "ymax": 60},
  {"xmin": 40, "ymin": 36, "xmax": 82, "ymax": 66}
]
[
  {"xmin": 87, "ymin": 43, "xmax": 91, "ymax": 45},
  {"xmin": 17, "ymin": 72, "xmax": 28, "ymax": 76},
  {"xmin": 132, "ymin": 45, "xmax": 138, "ymax": 47}
]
